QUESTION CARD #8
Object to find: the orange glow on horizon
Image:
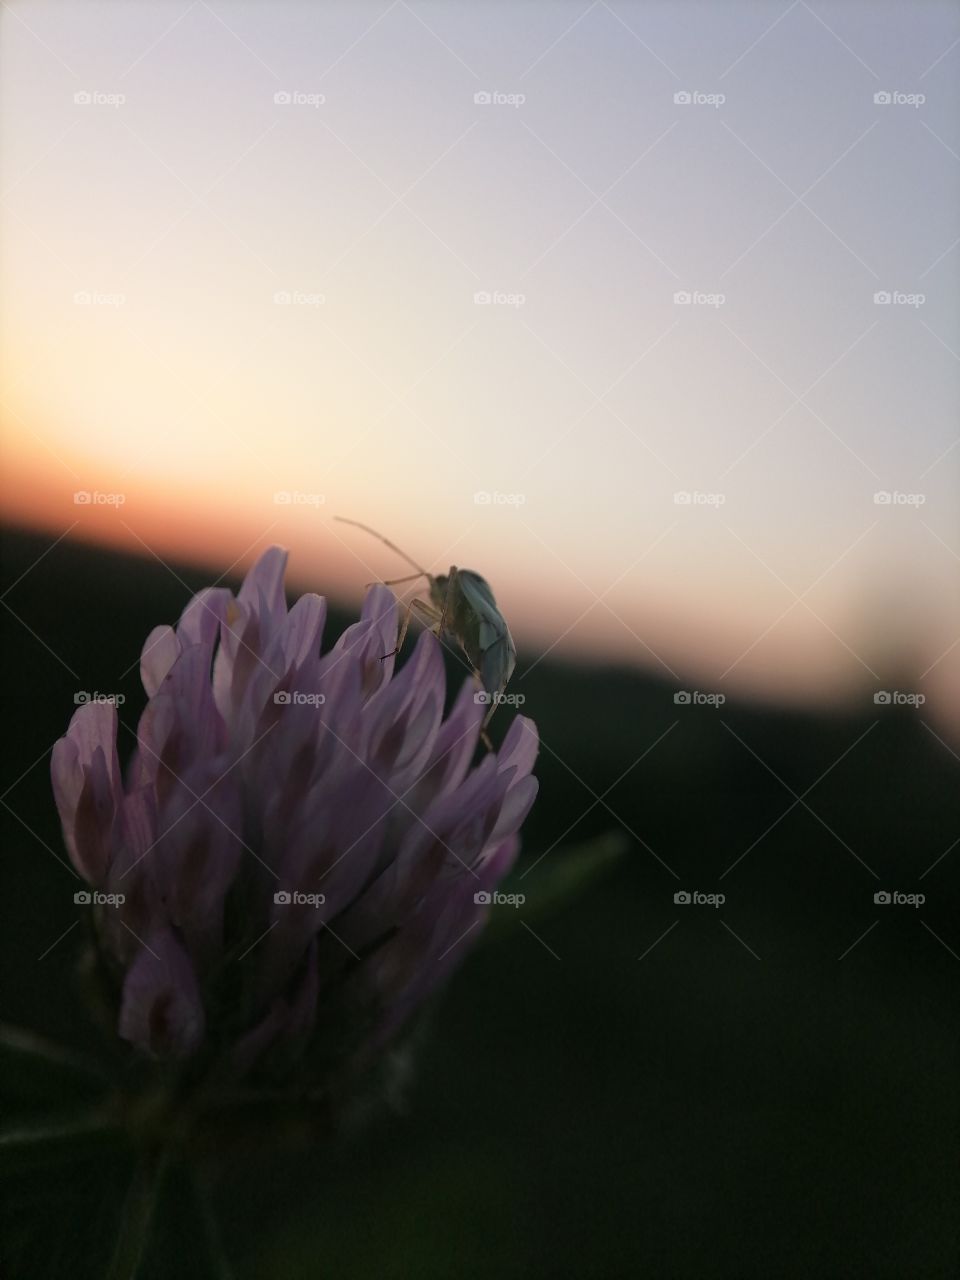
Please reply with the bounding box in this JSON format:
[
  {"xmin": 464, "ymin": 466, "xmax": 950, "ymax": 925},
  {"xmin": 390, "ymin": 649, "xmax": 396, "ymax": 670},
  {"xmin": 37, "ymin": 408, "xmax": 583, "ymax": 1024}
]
[{"xmin": 5, "ymin": 448, "xmax": 958, "ymax": 736}]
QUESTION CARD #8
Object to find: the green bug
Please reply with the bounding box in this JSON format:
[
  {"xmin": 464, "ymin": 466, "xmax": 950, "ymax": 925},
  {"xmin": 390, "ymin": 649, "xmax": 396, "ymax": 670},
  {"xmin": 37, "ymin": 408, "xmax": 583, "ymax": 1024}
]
[{"xmin": 334, "ymin": 518, "xmax": 517, "ymax": 740}]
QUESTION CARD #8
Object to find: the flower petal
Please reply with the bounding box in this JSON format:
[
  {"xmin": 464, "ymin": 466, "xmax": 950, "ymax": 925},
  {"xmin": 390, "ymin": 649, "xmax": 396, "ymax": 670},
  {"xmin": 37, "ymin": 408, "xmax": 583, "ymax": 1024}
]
[
  {"xmin": 140, "ymin": 626, "xmax": 180, "ymax": 698},
  {"xmin": 237, "ymin": 547, "xmax": 288, "ymax": 628},
  {"xmin": 118, "ymin": 928, "xmax": 205, "ymax": 1060},
  {"xmin": 51, "ymin": 702, "xmax": 122, "ymax": 883}
]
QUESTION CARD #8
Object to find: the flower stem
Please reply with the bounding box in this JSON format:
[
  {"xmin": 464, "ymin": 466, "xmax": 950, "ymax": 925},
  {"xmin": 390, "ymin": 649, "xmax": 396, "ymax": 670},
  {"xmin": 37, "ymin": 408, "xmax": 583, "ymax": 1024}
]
[
  {"xmin": 191, "ymin": 1164, "xmax": 236, "ymax": 1279},
  {"xmin": 106, "ymin": 1143, "xmax": 169, "ymax": 1280}
]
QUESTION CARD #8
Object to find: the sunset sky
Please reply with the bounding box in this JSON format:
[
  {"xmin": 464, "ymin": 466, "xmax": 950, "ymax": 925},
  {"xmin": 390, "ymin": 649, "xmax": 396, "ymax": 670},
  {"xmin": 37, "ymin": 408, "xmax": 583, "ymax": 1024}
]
[{"xmin": 2, "ymin": 0, "xmax": 958, "ymax": 715}]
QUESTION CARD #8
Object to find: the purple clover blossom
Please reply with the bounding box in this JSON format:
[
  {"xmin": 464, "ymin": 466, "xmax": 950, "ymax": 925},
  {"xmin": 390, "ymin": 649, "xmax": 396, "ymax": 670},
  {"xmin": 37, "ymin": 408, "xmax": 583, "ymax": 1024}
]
[{"xmin": 51, "ymin": 547, "xmax": 538, "ymax": 1086}]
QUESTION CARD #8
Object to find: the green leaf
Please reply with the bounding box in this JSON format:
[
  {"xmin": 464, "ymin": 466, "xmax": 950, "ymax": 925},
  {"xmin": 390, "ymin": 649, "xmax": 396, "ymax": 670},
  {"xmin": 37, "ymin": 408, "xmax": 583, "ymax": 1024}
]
[
  {"xmin": 0, "ymin": 1022, "xmax": 111, "ymax": 1103},
  {"xmin": 0, "ymin": 1021, "xmax": 119, "ymax": 1175},
  {"xmin": 488, "ymin": 829, "xmax": 629, "ymax": 938},
  {"xmin": 0, "ymin": 1110, "xmax": 123, "ymax": 1172}
]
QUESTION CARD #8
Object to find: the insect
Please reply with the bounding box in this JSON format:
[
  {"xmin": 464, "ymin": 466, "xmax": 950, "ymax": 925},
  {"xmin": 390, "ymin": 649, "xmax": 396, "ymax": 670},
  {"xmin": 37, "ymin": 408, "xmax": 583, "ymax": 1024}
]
[{"xmin": 334, "ymin": 518, "xmax": 517, "ymax": 742}]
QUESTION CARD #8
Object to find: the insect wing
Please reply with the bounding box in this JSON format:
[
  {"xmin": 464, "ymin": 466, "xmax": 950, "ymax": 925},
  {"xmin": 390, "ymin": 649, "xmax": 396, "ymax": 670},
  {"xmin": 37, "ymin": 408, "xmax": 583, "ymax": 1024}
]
[
  {"xmin": 455, "ymin": 570, "xmax": 500, "ymax": 620},
  {"xmin": 457, "ymin": 571, "xmax": 517, "ymax": 696}
]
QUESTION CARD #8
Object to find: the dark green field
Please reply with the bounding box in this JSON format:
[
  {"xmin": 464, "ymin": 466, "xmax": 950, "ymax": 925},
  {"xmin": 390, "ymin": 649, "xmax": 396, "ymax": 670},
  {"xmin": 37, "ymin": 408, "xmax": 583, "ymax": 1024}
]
[{"xmin": 2, "ymin": 527, "xmax": 957, "ymax": 1278}]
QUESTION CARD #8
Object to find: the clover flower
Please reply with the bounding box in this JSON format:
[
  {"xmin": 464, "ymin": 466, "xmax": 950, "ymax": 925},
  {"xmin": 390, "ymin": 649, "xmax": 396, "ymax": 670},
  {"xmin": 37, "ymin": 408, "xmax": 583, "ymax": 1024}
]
[{"xmin": 51, "ymin": 548, "xmax": 538, "ymax": 1091}]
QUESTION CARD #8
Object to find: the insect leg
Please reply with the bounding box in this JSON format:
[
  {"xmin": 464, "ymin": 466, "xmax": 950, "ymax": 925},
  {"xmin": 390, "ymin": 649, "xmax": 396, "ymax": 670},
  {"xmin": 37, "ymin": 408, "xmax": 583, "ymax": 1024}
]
[
  {"xmin": 380, "ymin": 598, "xmax": 442, "ymax": 662},
  {"xmin": 478, "ymin": 680, "xmax": 503, "ymax": 751},
  {"xmin": 436, "ymin": 566, "xmax": 458, "ymax": 638}
]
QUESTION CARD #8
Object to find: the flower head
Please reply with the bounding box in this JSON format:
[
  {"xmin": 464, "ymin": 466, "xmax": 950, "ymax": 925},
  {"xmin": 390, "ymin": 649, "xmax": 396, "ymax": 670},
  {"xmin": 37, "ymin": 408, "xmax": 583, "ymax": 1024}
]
[{"xmin": 52, "ymin": 548, "xmax": 538, "ymax": 1088}]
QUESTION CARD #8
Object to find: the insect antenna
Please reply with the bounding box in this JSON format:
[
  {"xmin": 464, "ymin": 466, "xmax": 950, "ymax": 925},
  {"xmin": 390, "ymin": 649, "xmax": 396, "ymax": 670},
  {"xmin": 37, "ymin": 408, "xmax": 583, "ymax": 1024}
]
[
  {"xmin": 334, "ymin": 516, "xmax": 429, "ymax": 578},
  {"xmin": 377, "ymin": 571, "xmax": 428, "ymax": 586}
]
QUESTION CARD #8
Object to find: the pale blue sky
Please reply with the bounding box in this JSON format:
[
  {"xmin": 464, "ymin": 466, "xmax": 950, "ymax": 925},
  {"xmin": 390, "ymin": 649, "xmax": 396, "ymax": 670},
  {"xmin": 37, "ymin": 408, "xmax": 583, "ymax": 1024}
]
[{"xmin": 2, "ymin": 0, "xmax": 958, "ymax": 712}]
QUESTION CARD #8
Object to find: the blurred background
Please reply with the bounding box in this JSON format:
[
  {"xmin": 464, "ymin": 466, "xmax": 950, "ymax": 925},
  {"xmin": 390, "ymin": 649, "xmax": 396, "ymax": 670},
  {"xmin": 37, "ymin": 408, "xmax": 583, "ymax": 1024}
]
[{"xmin": 1, "ymin": 2, "xmax": 959, "ymax": 1277}]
